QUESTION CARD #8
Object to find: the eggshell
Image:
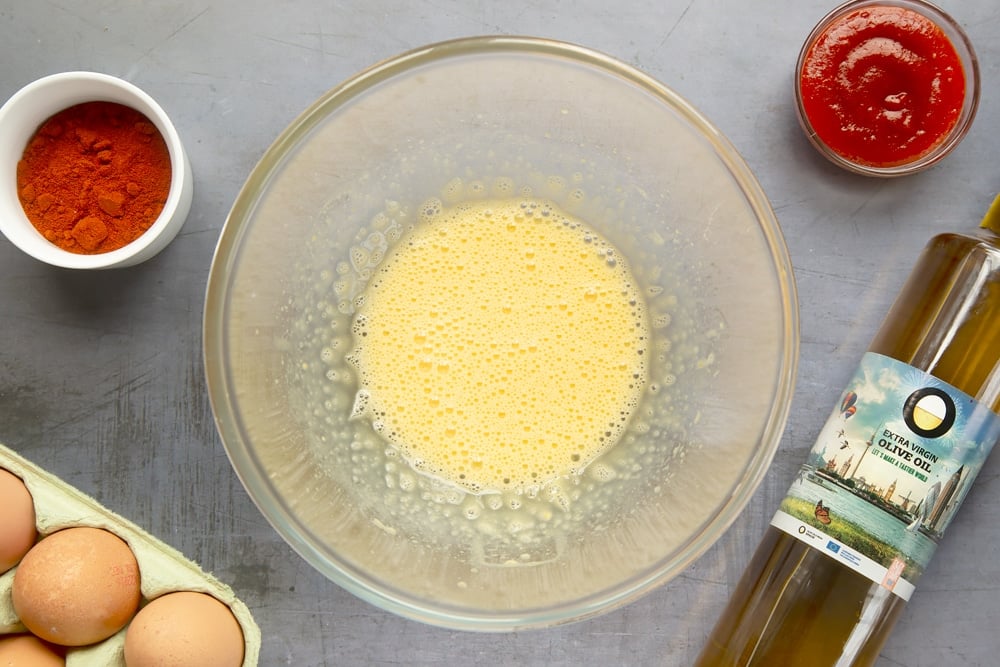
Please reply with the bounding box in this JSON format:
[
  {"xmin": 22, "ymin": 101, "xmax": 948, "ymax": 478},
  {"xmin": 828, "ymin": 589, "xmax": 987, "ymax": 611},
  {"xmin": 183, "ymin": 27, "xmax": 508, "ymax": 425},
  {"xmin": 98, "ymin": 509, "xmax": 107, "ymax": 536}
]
[
  {"xmin": 0, "ymin": 633, "xmax": 65, "ymax": 666},
  {"xmin": 12, "ymin": 527, "xmax": 141, "ymax": 646},
  {"xmin": 0, "ymin": 468, "xmax": 37, "ymax": 573},
  {"xmin": 123, "ymin": 592, "xmax": 245, "ymax": 667}
]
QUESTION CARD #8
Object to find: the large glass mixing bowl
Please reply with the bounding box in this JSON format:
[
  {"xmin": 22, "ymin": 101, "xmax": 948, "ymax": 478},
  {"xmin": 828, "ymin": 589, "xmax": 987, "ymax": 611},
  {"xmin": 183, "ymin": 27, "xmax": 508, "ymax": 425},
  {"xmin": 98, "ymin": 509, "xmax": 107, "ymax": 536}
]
[{"xmin": 204, "ymin": 37, "xmax": 799, "ymax": 630}]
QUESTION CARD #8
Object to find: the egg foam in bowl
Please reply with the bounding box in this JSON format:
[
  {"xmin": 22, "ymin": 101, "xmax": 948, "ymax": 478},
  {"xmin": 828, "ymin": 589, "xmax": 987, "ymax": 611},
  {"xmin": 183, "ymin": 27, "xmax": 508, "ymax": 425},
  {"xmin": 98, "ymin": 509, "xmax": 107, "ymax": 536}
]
[{"xmin": 347, "ymin": 196, "xmax": 649, "ymax": 495}]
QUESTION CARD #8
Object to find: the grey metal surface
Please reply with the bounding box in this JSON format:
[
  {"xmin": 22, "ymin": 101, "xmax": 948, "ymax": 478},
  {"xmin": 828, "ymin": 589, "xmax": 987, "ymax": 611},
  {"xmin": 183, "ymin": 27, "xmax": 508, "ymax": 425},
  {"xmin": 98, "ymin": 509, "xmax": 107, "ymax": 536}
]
[{"xmin": 1, "ymin": 1, "xmax": 998, "ymax": 665}]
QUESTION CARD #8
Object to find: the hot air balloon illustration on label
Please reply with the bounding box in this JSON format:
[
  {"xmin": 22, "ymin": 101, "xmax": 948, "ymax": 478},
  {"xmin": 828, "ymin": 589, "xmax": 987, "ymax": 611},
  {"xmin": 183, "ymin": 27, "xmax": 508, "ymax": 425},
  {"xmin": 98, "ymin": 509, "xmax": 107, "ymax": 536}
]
[{"xmin": 841, "ymin": 390, "xmax": 858, "ymax": 420}]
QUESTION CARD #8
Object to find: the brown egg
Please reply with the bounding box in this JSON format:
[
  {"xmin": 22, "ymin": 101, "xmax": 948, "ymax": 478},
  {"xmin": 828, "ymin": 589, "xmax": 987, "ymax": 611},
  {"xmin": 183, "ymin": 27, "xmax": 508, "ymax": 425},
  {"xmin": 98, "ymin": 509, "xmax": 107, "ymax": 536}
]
[
  {"xmin": 12, "ymin": 526, "xmax": 141, "ymax": 646},
  {"xmin": 0, "ymin": 633, "xmax": 65, "ymax": 666},
  {"xmin": 124, "ymin": 591, "xmax": 244, "ymax": 667},
  {"xmin": 0, "ymin": 467, "xmax": 37, "ymax": 573}
]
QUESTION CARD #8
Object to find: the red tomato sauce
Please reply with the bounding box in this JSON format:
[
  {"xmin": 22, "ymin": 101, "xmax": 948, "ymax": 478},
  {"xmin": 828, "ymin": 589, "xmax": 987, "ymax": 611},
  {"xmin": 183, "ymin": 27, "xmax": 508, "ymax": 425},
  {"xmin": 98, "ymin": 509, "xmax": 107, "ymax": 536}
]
[{"xmin": 799, "ymin": 5, "xmax": 966, "ymax": 168}]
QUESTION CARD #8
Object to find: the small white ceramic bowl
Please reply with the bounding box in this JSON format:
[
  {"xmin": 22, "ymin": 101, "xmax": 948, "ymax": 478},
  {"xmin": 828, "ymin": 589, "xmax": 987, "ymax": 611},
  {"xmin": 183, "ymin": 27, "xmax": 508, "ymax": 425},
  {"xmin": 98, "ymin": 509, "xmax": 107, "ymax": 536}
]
[{"xmin": 0, "ymin": 72, "xmax": 193, "ymax": 269}]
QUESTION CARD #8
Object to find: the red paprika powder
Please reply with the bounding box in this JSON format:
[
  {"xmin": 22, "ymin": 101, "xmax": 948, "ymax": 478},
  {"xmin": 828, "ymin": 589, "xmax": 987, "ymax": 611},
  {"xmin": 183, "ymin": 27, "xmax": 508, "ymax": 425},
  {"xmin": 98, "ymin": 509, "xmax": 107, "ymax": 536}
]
[{"xmin": 16, "ymin": 101, "xmax": 172, "ymax": 254}]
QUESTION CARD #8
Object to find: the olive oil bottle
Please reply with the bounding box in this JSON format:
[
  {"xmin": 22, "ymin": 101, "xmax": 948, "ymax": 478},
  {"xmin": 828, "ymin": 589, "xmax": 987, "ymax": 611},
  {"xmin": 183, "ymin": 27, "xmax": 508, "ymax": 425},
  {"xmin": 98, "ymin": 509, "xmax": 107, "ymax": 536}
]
[{"xmin": 694, "ymin": 196, "xmax": 1000, "ymax": 667}]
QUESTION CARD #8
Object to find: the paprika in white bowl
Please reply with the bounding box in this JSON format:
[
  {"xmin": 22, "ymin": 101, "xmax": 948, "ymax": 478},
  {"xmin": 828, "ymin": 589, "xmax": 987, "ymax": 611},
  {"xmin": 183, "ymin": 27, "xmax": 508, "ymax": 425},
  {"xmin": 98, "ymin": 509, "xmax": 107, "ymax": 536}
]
[{"xmin": 0, "ymin": 71, "xmax": 193, "ymax": 269}]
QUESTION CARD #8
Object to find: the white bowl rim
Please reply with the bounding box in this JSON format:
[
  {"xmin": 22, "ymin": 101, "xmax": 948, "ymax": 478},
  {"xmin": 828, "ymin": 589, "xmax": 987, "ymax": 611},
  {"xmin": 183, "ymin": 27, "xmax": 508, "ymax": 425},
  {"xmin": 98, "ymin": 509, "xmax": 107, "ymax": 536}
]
[{"xmin": 0, "ymin": 71, "xmax": 191, "ymax": 269}]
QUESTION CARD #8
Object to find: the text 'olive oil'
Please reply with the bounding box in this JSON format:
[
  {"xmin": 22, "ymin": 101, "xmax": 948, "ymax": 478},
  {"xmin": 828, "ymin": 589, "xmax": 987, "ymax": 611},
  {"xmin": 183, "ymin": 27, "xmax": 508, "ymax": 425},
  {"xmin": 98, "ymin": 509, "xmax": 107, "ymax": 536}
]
[{"xmin": 695, "ymin": 196, "xmax": 1000, "ymax": 666}]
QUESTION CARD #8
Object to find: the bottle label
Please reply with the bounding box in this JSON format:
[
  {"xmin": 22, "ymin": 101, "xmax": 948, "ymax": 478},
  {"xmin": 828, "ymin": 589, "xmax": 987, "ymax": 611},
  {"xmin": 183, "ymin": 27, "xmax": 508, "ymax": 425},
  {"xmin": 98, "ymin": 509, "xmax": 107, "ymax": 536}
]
[{"xmin": 771, "ymin": 352, "xmax": 1000, "ymax": 601}]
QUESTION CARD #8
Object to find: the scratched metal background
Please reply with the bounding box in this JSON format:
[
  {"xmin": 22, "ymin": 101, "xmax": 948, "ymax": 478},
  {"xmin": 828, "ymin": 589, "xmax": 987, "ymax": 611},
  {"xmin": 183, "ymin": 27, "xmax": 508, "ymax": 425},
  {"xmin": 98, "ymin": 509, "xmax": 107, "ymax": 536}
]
[{"xmin": 1, "ymin": 1, "xmax": 999, "ymax": 665}]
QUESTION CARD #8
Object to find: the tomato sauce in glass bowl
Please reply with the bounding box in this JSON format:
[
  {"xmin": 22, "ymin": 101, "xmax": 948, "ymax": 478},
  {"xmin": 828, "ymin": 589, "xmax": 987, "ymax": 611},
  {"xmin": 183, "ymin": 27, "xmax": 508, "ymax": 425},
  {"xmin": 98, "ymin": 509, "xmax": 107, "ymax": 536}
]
[{"xmin": 795, "ymin": 0, "xmax": 979, "ymax": 177}]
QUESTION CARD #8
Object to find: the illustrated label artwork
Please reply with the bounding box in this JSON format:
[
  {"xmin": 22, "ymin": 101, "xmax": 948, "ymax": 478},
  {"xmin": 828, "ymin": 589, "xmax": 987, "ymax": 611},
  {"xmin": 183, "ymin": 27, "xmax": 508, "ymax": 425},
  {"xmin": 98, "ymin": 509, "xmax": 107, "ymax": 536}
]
[{"xmin": 771, "ymin": 352, "xmax": 1000, "ymax": 600}]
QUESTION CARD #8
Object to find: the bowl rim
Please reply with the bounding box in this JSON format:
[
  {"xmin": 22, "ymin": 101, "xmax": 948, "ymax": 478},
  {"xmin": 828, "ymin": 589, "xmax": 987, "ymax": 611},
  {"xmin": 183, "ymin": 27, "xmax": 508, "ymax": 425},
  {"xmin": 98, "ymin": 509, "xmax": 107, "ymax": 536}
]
[
  {"xmin": 0, "ymin": 71, "xmax": 192, "ymax": 269},
  {"xmin": 793, "ymin": 0, "xmax": 981, "ymax": 178},
  {"xmin": 204, "ymin": 35, "xmax": 800, "ymax": 630}
]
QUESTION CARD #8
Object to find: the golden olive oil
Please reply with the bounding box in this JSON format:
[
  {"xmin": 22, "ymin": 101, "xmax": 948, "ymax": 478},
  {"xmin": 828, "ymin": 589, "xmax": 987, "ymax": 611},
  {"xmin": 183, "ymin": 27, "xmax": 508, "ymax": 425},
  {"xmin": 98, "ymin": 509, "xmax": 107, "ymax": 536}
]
[{"xmin": 695, "ymin": 196, "xmax": 1000, "ymax": 666}]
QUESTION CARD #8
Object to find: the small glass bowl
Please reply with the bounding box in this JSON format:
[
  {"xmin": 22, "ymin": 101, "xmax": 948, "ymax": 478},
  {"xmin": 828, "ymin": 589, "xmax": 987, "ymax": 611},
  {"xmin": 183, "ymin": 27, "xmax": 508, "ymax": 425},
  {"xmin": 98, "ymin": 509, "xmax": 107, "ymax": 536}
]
[
  {"xmin": 0, "ymin": 72, "xmax": 193, "ymax": 269},
  {"xmin": 794, "ymin": 0, "xmax": 980, "ymax": 177}
]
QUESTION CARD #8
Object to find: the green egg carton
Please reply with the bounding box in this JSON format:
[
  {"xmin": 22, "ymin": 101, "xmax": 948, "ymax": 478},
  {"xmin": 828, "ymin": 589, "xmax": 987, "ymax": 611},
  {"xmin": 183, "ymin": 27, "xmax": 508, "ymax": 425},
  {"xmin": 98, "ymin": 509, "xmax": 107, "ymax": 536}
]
[{"xmin": 0, "ymin": 443, "xmax": 261, "ymax": 666}]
